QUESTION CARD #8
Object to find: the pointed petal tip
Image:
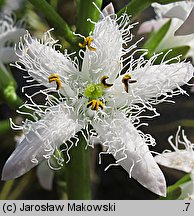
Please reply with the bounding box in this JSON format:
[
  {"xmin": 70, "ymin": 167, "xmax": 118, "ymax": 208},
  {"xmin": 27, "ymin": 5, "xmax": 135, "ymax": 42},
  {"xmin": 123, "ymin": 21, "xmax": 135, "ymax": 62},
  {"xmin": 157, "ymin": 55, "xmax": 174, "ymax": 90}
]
[
  {"xmin": 150, "ymin": 167, "xmax": 167, "ymax": 197},
  {"xmin": 101, "ymin": 2, "xmax": 115, "ymax": 18},
  {"xmin": 1, "ymin": 154, "xmax": 33, "ymax": 181},
  {"xmin": 145, "ymin": 172, "xmax": 166, "ymax": 197},
  {"xmin": 128, "ymin": 171, "xmax": 166, "ymax": 197},
  {"xmin": 1, "ymin": 162, "xmax": 19, "ymax": 181},
  {"xmin": 156, "ymin": 183, "xmax": 166, "ymax": 197}
]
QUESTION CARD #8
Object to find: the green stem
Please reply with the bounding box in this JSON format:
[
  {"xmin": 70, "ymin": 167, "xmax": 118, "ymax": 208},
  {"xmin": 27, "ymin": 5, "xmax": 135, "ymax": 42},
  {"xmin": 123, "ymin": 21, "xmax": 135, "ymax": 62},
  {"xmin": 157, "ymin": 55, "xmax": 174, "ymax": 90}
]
[
  {"xmin": 0, "ymin": 0, "xmax": 5, "ymax": 7},
  {"xmin": 117, "ymin": 0, "xmax": 183, "ymax": 19},
  {"xmin": 5, "ymin": 94, "xmax": 23, "ymax": 109},
  {"xmin": 28, "ymin": 0, "xmax": 77, "ymax": 46},
  {"xmin": 76, "ymin": 0, "xmax": 102, "ymax": 36},
  {"xmin": 159, "ymin": 174, "xmax": 190, "ymax": 200},
  {"xmin": 0, "ymin": 180, "xmax": 14, "ymax": 200},
  {"xmin": 65, "ymin": 1, "xmax": 101, "ymax": 199},
  {"xmin": 46, "ymin": 0, "xmax": 58, "ymax": 9},
  {"xmin": 66, "ymin": 132, "xmax": 91, "ymax": 199},
  {"xmin": 8, "ymin": 173, "xmax": 32, "ymax": 200},
  {"xmin": 0, "ymin": 120, "xmax": 11, "ymax": 134},
  {"xmin": 0, "ymin": 64, "xmax": 23, "ymax": 109},
  {"xmin": 0, "ymin": 64, "xmax": 16, "ymax": 88}
]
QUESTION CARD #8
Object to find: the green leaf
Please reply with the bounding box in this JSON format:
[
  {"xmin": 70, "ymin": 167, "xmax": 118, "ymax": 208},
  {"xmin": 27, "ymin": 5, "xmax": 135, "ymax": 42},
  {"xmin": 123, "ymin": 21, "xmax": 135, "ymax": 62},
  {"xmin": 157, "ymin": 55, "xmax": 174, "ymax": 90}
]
[
  {"xmin": 46, "ymin": 0, "xmax": 58, "ymax": 10},
  {"xmin": 152, "ymin": 46, "xmax": 190, "ymax": 64},
  {"xmin": 143, "ymin": 19, "xmax": 171, "ymax": 58},
  {"xmin": 117, "ymin": 0, "xmax": 183, "ymax": 19},
  {"xmin": 159, "ymin": 174, "xmax": 191, "ymax": 200}
]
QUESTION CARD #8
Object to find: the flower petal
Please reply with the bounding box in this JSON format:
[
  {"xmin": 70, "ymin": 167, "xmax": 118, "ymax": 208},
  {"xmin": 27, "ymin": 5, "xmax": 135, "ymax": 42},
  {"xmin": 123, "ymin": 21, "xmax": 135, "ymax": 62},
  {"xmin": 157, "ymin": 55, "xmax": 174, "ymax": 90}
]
[
  {"xmin": 138, "ymin": 19, "xmax": 168, "ymax": 34},
  {"xmin": 92, "ymin": 112, "xmax": 166, "ymax": 196},
  {"xmin": 151, "ymin": 2, "xmax": 194, "ymax": 57},
  {"xmin": 0, "ymin": 28, "xmax": 25, "ymax": 47},
  {"xmin": 179, "ymin": 172, "xmax": 194, "ymax": 200},
  {"xmin": 15, "ymin": 30, "xmax": 78, "ymax": 97},
  {"xmin": 2, "ymin": 0, "xmax": 24, "ymax": 13},
  {"xmin": 36, "ymin": 160, "xmax": 54, "ymax": 191},
  {"xmin": 111, "ymin": 62, "xmax": 193, "ymax": 107},
  {"xmin": 152, "ymin": 2, "xmax": 194, "ymax": 20},
  {"xmin": 101, "ymin": 3, "xmax": 115, "ymax": 18},
  {"xmin": 155, "ymin": 19, "xmax": 194, "ymax": 53},
  {"xmin": 155, "ymin": 151, "xmax": 194, "ymax": 173},
  {"xmin": 1, "ymin": 104, "xmax": 82, "ymax": 180},
  {"xmin": 131, "ymin": 62, "xmax": 193, "ymax": 99},
  {"xmin": 81, "ymin": 14, "xmax": 132, "ymax": 82},
  {"xmin": 175, "ymin": 7, "xmax": 194, "ymax": 36},
  {"xmin": 155, "ymin": 127, "xmax": 194, "ymax": 173},
  {"xmin": 0, "ymin": 14, "xmax": 25, "ymax": 46},
  {"xmin": 163, "ymin": 5, "xmax": 187, "ymax": 21},
  {"xmin": 0, "ymin": 47, "xmax": 18, "ymax": 63}
]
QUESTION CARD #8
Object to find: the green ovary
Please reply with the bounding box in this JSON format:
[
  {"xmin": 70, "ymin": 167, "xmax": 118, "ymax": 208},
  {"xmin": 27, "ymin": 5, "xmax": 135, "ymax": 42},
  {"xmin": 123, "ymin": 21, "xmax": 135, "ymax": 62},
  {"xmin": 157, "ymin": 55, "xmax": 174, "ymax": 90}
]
[{"xmin": 84, "ymin": 83, "xmax": 103, "ymax": 99}]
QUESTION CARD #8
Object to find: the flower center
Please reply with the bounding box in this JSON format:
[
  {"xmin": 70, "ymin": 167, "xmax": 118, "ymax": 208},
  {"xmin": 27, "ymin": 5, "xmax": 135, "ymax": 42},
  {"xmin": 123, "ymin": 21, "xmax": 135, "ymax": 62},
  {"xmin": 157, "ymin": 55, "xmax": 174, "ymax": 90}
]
[
  {"xmin": 84, "ymin": 83, "xmax": 103, "ymax": 99},
  {"xmin": 79, "ymin": 36, "xmax": 96, "ymax": 51},
  {"xmin": 84, "ymin": 76, "xmax": 113, "ymax": 111},
  {"xmin": 84, "ymin": 84, "xmax": 104, "ymax": 111}
]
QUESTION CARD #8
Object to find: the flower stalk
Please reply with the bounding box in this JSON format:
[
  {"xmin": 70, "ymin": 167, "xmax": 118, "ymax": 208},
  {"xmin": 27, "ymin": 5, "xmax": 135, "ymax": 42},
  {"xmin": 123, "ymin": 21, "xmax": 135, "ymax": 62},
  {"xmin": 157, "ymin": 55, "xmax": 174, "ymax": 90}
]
[
  {"xmin": 0, "ymin": 65, "xmax": 22, "ymax": 109},
  {"xmin": 76, "ymin": 0, "xmax": 102, "ymax": 36},
  {"xmin": 0, "ymin": 120, "xmax": 11, "ymax": 135},
  {"xmin": 0, "ymin": 180, "xmax": 14, "ymax": 200},
  {"xmin": 66, "ymin": 0, "xmax": 101, "ymax": 199},
  {"xmin": 28, "ymin": 0, "xmax": 77, "ymax": 46},
  {"xmin": 66, "ymin": 132, "xmax": 91, "ymax": 200},
  {"xmin": 0, "ymin": 0, "xmax": 5, "ymax": 7}
]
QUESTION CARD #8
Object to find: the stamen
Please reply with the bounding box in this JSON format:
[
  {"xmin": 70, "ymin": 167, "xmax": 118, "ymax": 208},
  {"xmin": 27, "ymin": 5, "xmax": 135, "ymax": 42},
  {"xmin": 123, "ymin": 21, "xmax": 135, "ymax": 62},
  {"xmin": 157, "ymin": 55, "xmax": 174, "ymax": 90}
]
[
  {"xmin": 87, "ymin": 99, "xmax": 104, "ymax": 111},
  {"xmin": 122, "ymin": 74, "xmax": 137, "ymax": 93},
  {"xmin": 79, "ymin": 36, "xmax": 96, "ymax": 51},
  {"xmin": 48, "ymin": 74, "xmax": 62, "ymax": 90},
  {"xmin": 100, "ymin": 76, "xmax": 113, "ymax": 88}
]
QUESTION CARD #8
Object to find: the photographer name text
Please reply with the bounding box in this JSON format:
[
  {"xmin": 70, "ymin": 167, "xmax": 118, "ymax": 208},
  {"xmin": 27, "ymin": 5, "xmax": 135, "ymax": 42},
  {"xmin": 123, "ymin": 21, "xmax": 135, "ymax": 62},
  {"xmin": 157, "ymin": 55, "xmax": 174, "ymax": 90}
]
[{"xmin": 2, "ymin": 202, "xmax": 116, "ymax": 213}]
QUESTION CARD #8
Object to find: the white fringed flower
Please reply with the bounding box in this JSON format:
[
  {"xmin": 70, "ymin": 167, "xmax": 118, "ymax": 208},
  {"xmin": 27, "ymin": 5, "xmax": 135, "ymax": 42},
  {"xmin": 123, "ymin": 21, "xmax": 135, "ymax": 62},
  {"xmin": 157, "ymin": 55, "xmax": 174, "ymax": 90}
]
[
  {"xmin": 155, "ymin": 127, "xmax": 194, "ymax": 199},
  {"xmin": 2, "ymin": 8, "xmax": 194, "ymax": 197},
  {"xmin": 138, "ymin": 1, "xmax": 194, "ymax": 59},
  {"xmin": 0, "ymin": 13, "xmax": 25, "ymax": 70},
  {"xmin": 14, "ymin": 133, "xmax": 54, "ymax": 190}
]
